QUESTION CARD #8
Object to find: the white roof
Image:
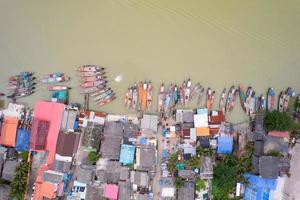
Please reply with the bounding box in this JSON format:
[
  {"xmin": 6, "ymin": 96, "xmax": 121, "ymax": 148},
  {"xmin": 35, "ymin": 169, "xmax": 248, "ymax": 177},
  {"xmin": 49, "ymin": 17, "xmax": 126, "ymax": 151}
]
[
  {"xmin": 161, "ymin": 187, "xmax": 175, "ymax": 197},
  {"xmin": 194, "ymin": 114, "xmax": 208, "ymax": 128},
  {"xmin": 140, "ymin": 114, "xmax": 158, "ymax": 132},
  {"xmin": 190, "ymin": 128, "xmax": 197, "ymax": 142}
]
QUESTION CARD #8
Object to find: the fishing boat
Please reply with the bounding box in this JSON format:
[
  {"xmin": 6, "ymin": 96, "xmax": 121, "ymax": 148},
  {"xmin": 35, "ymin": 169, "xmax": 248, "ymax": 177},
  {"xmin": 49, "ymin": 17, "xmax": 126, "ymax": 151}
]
[
  {"xmin": 239, "ymin": 86, "xmax": 246, "ymax": 111},
  {"xmin": 0, "ymin": 92, "xmax": 5, "ymax": 96},
  {"xmin": 140, "ymin": 82, "xmax": 148, "ymax": 111},
  {"xmin": 80, "ymin": 85, "xmax": 106, "ymax": 94},
  {"xmin": 41, "ymin": 72, "xmax": 63, "ymax": 79},
  {"xmin": 47, "ymin": 85, "xmax": 69, "ymax": 91},
  {"xmin": 164, "ymin": 93, "xmax": 172, "ymax": 111},
  {"xmin": 124, "ymin": 88, "xmax": 131, "ymax": 108},
  {"xmin": 226, "ymin": 86, "xmax": 236, "ymax": 112},
  {"xmin": 190, "ymin": 83, "xmax": 201, "ymax": 100},
  {"xmin": 158, "ymin": 83, "xmax": 165, "ymax": 112},
  {"xmin": 93, "ymin": 90, "xmax": 113, "ymax": 101},
  {"xmin": 95, "ymin": 92, "xmax": 115, "ymax": 104},
  {"xmin": 8, "ymin": 90, "xmax": 34, "ymax": 98},
  {"xmin": 9, "ymin": 76, "xmax": 35, "ymax": 84},
  {"xmin": 283, "ymin": 87, "xmax": 293, "ymax": 112},
  {"xmin": 14, "ymin": 86, "xmax": 35, "ymax": 93},
  {"xmin": 7, "ymin": 82, "xmax": 36, "ymax": 90},
  {"xmin": 267, "ymin": 88, "xmax": 276, "ymax": 111},
  {"xmin": 132, "ymin": 83, "xmax": 138, "ymax": 110},
  {"xmin": 41, "ymin": 75, "xmax": 70, "ymax": 84},
  {"xmin": 172, "ymin": 85, "xmax": 180, "ymax": 106},
  {"xmin": 80, "ymin": 80, "xmax": 107, "ymax": 88},
  {"xmin": 79, "ymin": 71, "xmax": 105, "ymax": 77},
  {"xmin": 197, "ymin": 87, "xmax": 205, "ymax": 107},
  {"xmin": 245, "ymin": 87, "xmax": 254, "ymax": 114},
  {"xmin": 184, "ymin": 79, "xmax": 192, "ymax": 107},
  {"xmin": 80, "ymin": 75, "xmax": 106, "ymax": 82},
  {"xmin": 219, "ymin": 89, "xmax": 226, "ymax": 112},
  {"xmin": 146, "ymin": 82, "xmax": 153, "ymax": 111},
  {"xmin": 77, "ymin": 65, "xmax": 104, "ymax": 72},
  {"xmin": 278, "ymin": 91, "xmax": 286, "ymax": 112},
  {"xmin": 97, "ymin": 96, "xmax": 116, "ymax": 107},
  {"xmin": 9, "ymin": 72, "xmax": 33, "ymax": 82},
  {"xmin": 249, "ymin": 92, "xmax": 256, "ymax": 115},
  {"xmin": 90, "ymin": 87, "xmax": 110, "ymax": 97},
  {"xmin": 256, "ymin": 94, "xmax": 266, "ymax": 112},
  {"xmin": 206, "ymin": 88, "xmax": 215, "ymax": 110}
]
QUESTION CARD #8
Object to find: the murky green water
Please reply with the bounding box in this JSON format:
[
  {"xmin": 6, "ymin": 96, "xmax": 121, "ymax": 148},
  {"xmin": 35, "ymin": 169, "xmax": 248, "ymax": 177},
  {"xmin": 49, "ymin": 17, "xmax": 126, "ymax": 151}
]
[{"xmin": 0, "ymin": 0, "xmax": 300, "ymax": 122}]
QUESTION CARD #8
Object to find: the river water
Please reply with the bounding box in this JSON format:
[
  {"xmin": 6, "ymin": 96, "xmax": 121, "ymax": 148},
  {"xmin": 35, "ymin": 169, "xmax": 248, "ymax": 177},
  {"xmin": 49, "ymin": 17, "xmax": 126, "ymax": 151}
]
[{"xmin": 0, "ymin": 0, "xmax": 300, "ymax": 122}]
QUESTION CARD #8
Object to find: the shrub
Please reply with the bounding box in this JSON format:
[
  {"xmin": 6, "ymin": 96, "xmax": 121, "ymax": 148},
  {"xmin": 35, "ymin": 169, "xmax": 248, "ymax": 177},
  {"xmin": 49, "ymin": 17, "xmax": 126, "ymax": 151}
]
[{"xmin": 87, "ymin": 151, "xmax": 100, "ymax": 165}]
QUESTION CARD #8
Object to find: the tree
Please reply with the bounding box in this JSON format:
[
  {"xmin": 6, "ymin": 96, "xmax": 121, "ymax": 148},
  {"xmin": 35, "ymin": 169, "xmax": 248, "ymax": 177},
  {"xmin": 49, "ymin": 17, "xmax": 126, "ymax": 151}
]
[
  {"xmin": 167, "ymin": 151, "xmax": 180, "ymax": 173},
  {"xmin": 87, "ymin": 151, "xmax": 100, "ymax": 165},
  {"xmin": 196, "ymin": 179, "xmax": 206, "ymax": 191},
  {"xmin": 10, "ymin": 161, "xmax": 30, "ymax": 200},
  {"xmin": 265, "ymin": 111, "xmax": 293, "ymax": 131},
  {"xmin": 174, "ymin": 177, "xmax": 184, "ymax": 189},
  {"xmin": 196, "ymin": 147, "xmax": 214, "ymax": 157},
  {"xmin": 188, "ymin": 156, "xmax": 201, "ymax": 168}
]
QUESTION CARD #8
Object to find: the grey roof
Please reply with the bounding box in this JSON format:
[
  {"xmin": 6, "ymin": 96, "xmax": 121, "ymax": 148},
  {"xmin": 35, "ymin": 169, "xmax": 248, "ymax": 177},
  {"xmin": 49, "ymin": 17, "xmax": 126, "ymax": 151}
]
[
  {"xmin": 252, "ymin": 155, "xmax": 259, "ymax": 174},
  {"xmin": 103, "ymin": 121, "xmax": 123, "ymax": 136},
  {"xmin": 85, "ymin": 183, "xmax": 104, "ymax": 200},
  {"xmin": 135, "ymin": 194, "xmax": 150, "ymax": 200},
  {"xmin": 199, "ymin": 138, "xmax": 210, "ymax": 148},
  {"xmin": 263, "ymin": 136, "xmax": 289, "ymax": 155},
  {"xmin": 124, "ymin": 123, "xmax": 139, "ymax": 139},
  {"xmin": 278, "ymin": 157, "xmax": 291, "ymax": 173},
  {"xmin": 6, "ymin": 148, "xmax": 18, "ymax": 159},
  {"xmin": 254, "ymin": 140, "xmax": 264, "ymax": 156},
  {"xmin": 73, "ymin": 166, "xmax": 95, "ymax": 184},
  {"xmin": 200, "ymin": 156, "xmax": 213, "ymax": 179},
  {"xmin": 130, "ymin": 171, "xmax": 150, "ymax": 188},
  {"xmin": 42, "ymin": 170, "xmax": 64, "ymax": 183},
  {"xmin": 61, "ymin": 110, "xmax": 78, "ymax": 131},
  {"xmin": 96, "ymin": 161, "xmax": 121, "ymax": 183},
  {"xmin": 140, "ymin": 114, "xmax": 158, "ymax": 133},
  {"xmin": 53, "ymin": 159, "xmax": 72, "ymax": 173},
  {"xmin": 176, "ymin": 110, "xmax": 194, "ymax": 123},
  {"xmin": 259, "ymin": 156, "xmax": 279, "ymax": 179},
  {"xmin": 2, "ymin": 160, "xmax": 18, "ymax": 181},
  {"xmin": 178, "ymin": 170, "xmax": 195, "ymax": 180},
  {"xmin": 118, "ymin": 181, "xmax": 132, "ymax": 200},
  {"xmin": 120, "ymin": 167, "xmax": 130, "ymax": 181},
  {"xmin": 177, "ymin": 182, "xmax": 195, "ymax": 200},
  {"xmin": 82, "ymin": 123, "xmax": 104, "ymax": 149},
  {"xmin": 136, "ymin": 145, "xmax": 156, "ymax": 172},
  {"xmin": 100, "ymin": 135, "xmax": 122, "ymax": 160},
  {"xmin": 0, "ymin": 185, "xmax": 10, "ymax": 200}
]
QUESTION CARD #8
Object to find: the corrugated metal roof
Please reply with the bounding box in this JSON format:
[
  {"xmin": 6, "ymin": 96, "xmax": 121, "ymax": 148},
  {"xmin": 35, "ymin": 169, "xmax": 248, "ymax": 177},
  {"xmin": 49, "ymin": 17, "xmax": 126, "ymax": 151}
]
[{"xmin": 0, "ymin": 117, "xmax": 18, "ymax": 147}]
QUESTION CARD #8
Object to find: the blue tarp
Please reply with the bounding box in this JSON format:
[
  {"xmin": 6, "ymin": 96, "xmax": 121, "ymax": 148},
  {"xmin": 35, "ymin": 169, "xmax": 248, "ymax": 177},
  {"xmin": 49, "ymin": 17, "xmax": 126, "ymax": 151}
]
[
  {"xmin": 119, "ymin": 144, "xmax": 136, "ymax": 165},
  {"xmin": 162, "ymin": 149, "xmax": 169, "ymax": 158},
  {"xmin": 15, "ymin": 129, "xmax": 30, "ymax": 152},
  {"xmin": 139, "ymin": 137, "xmax": 147, "ymax": 145},
  {"xmin": 217, "ymin": 136, "xmax": 233, "ymax": 154},
  {"xmin": 243, "ymin": 174, "xmax": 277, "ymax": 200}
]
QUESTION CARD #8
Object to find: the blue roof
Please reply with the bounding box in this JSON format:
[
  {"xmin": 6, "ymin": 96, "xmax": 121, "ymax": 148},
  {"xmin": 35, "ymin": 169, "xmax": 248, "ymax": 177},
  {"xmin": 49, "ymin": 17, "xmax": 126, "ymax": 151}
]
[
  {"xmin": 119, "ymin": 144, "xmax": 135, "ymax": 165},
  {"xmin": 243, "ymin": 174, "xmax": 277, "ymax": 200},
  {"xmin": 197, "ymin": 108, "xmax": 208, "ymax": 114},
  {"xmin": 15, "ymin": 129, "xmax": 30, "ymax": 152},
  {"xmin": 217, "ymin": 136, "xmax": 233, "ymax": 154}
]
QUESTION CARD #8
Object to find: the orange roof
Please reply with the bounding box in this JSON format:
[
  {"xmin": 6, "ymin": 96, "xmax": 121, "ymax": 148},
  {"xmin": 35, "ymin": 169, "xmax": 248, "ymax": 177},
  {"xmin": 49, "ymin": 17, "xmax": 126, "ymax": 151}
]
[
  {"xmin": 0, "ymin": 117, "xmax": 18, "ymax": 147},
  {"xmin": 41, "ymin": 181, "xmax": 56, "ymax": 199},
  {"xmin": 268, "ymin": 131, "xmax": 289, "ymax": 138},
  {"xmin": 196, "ymin": 127, "xmax": 210, "ymax": 136}
]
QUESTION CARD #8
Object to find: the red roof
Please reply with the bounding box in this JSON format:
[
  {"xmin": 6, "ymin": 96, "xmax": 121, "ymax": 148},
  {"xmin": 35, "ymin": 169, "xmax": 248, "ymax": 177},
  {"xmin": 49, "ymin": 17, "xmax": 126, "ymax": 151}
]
[
  {"xmin": 181, "ymin": 129, "xmax": 190, "ymax": 139},
  {"xmin": 104, "ymin": 184, "xmax": 119, "ymax": 200},
  {"xmin": 268, "ymin": 131, "xmax": 289, "ymax": 138},
  {"xmin": 31, "ymin": 101, "xmax": 65, "ymax": 165},
  {"xmin": 209, "ymin": 111, "xmax": 225, "ymax": 125},
  {"xmin": 0, "ymin": 117, "xmax": 18, "ymax": 147}
]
